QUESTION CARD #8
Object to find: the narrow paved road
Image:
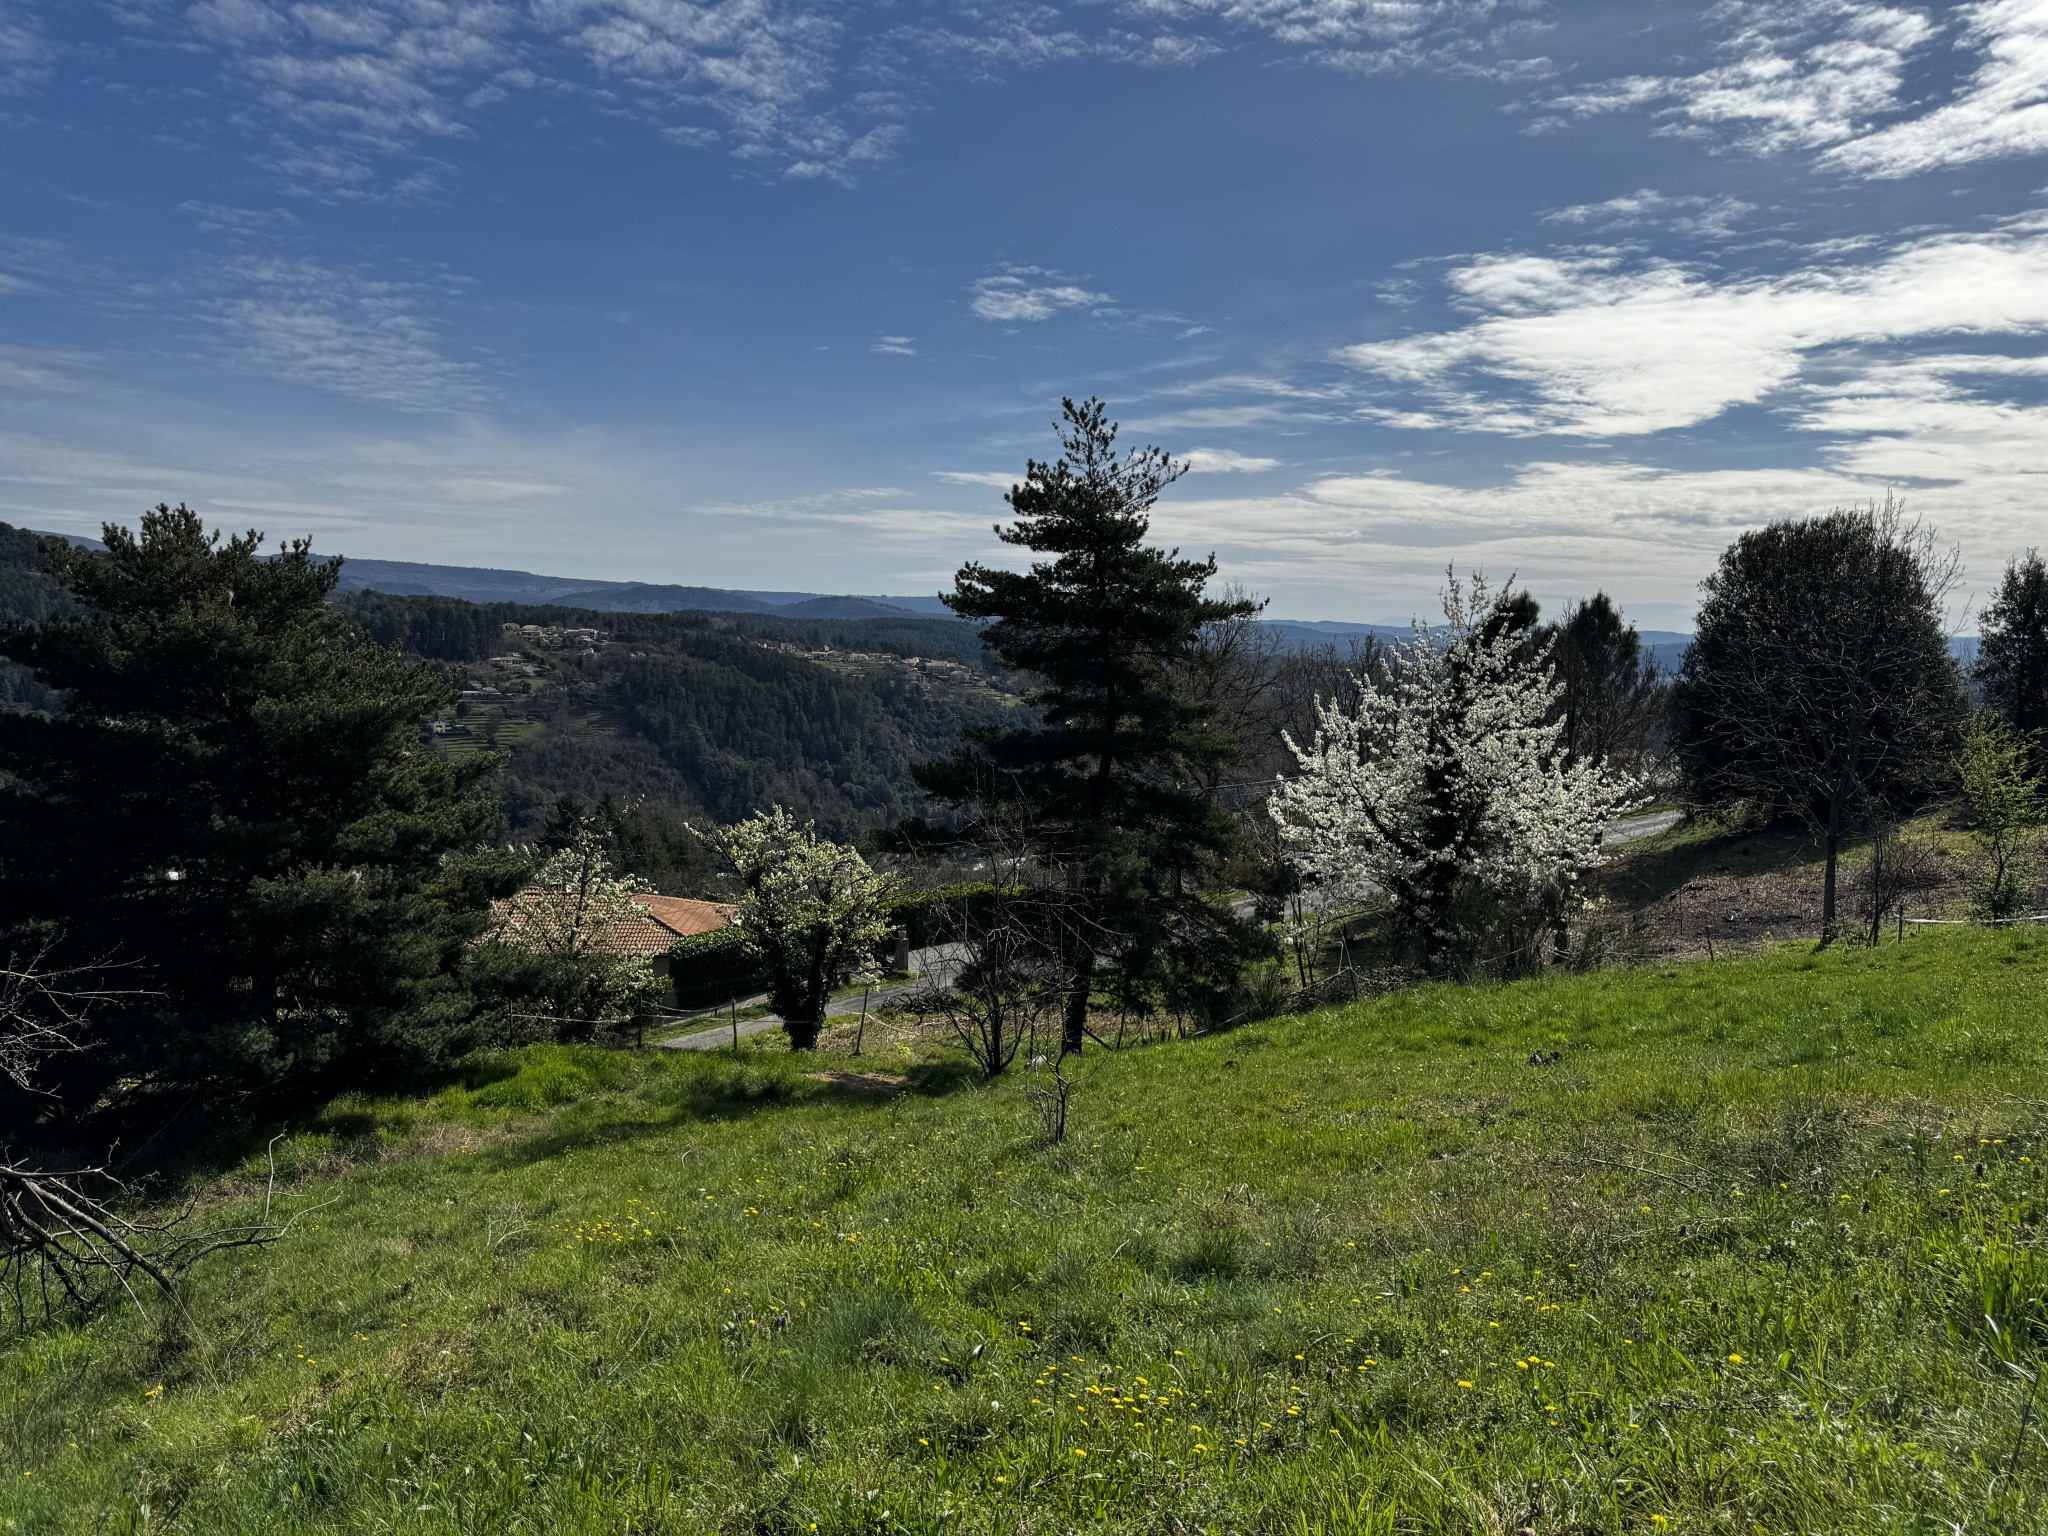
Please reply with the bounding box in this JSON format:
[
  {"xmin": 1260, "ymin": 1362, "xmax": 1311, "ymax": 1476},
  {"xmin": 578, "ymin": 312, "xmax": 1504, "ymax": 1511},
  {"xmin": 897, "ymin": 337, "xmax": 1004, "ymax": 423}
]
[
  {"xmin": 656, "ymin": 944, "xmax": 965, "ymax": 1051},
  {"xmin": 1608, "ymin": 807, "xmax": 1683, "ymax": 846}
]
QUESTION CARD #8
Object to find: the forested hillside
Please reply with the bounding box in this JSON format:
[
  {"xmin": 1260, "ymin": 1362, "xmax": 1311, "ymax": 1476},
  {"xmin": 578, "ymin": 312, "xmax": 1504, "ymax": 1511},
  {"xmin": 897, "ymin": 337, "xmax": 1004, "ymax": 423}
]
[
  {"xmin": 0, "ymin": 524, "xmax": 1016, "ymax": 845},
  {"xmin": 333, "ymin": 591, "xmax": 1017, "ymax": 842}
]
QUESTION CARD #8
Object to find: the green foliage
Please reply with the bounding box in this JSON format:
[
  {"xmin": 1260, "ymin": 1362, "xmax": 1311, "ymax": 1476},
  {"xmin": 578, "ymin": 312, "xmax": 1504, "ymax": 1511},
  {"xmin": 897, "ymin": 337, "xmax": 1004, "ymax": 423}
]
[
  {"xmin": 335, "ymin": 592, "xmax": 1012, "ymax": 839},
  {"xmin": 1671, "ymin": 501, "xmax": 1964, "ymax": 929},
  {"xmin": 1544, "ymin": 591, "xmax": 1662, "ymax": 769},
  {"xmin": 536, "ymin": 792, "xmax": 718, "ymax": 896},
  {"xmin": 719, "ymin": 808, "xmax": 896, "ymax": 1048},
  {"xmin": 5, "ymin": 930, "xmax": 2048, "ymax": 1530},
  {"xmin": 0, "ymin": 507, "xmax": 524, "ymax": 1125},
  {"xmin": 666, "ymin": 924, "xmax": 763, "ymax": 1007},
  {"xmin": 883, "ymin": 881, "xmax": 1001, "ymax": 946},
  {"xmin": 0, "ymin": 520, "xmax": 74, "ymax": 713},
  {"xmin": 1956, "ymin": 713, "xmax": 2044, "ymax": 920},
  {"xmin": 920, "ymin": 398, "xmax": 1267, "ymax": 1050},
  {"xmin": 1975, "ymin": 549, "xmax": 2048, "ymax": 758}
]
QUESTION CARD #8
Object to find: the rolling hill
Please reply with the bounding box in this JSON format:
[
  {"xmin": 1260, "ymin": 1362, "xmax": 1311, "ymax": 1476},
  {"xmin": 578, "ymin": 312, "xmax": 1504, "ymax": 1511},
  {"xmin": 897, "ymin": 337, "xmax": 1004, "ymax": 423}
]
[{"xmin": 3, "ymin": 926, "xmax": 2041, "ymax": 1530}]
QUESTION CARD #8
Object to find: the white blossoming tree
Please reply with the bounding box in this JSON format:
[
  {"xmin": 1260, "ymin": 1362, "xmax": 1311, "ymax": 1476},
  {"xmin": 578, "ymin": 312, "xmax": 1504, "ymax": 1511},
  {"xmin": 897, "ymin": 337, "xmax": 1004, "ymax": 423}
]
[
  {"xmin": 487, "ymin": 824, "xmax": 663, "ymax": 1042},
  {"xmin": 1268, "ymin": 575, "xmax": 1641, "ymax": 975},
  {"xmin": 717, "ymin": 808, "xmax": 896, "ymax": 1050}
]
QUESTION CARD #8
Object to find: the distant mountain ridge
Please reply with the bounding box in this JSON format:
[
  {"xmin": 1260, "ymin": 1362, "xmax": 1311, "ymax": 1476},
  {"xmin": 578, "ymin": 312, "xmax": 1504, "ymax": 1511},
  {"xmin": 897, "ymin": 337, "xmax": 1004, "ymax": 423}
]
[
  {"xmin": 322, "ymin": 556, "xmax": 954, "ymax": 620},
  {"xmin": 26, "ymin": 536, "xmax": 1701, "ymax": 656},
  {"xmin": 18, "ymin": 529, "xmax": 1993, "ymax": 669},
  {"xmin": 314, "ymin": 556, "xmax": 1719, "ymax": 659}
]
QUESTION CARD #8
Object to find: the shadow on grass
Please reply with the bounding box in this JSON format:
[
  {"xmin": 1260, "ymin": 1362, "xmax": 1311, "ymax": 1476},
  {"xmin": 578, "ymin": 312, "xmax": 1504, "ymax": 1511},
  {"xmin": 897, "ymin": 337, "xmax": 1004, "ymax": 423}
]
[
  {"xmin": 1598, "ymin": 813, "xmax": 1828, "ymax": 911},
  {"xmin": 72, "ymin": 1031, "xmax": 991, "ymax": 1193},
  {"xmin": 480, "ymin": 1045, "xmax": 989, "ymax": 1169}
]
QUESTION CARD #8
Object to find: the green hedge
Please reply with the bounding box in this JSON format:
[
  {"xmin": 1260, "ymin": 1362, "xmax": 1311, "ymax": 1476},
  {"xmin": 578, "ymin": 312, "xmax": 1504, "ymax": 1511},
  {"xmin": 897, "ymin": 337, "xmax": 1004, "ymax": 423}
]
[
  {"xmin": 883, "ymin": 882, "xmax": 1005, "ymax": 947},
  {"xmin": 668, "ymin": 925, "xmax": 765, "ymax": 1007}
]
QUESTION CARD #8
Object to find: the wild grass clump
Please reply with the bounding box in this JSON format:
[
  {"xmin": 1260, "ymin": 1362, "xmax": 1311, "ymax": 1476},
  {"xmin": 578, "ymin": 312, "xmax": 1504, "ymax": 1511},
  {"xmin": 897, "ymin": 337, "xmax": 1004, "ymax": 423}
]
[{"xmin": 4, "ymin": 928, "xmax": 2047, "ymax": 1532}]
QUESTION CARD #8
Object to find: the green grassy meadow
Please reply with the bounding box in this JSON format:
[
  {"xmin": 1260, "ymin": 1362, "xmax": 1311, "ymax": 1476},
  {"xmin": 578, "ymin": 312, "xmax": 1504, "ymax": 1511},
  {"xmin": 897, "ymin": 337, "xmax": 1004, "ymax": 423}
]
[{"xmin": 5, "ymin": 929, "xmax": 2047, "ymax": 1533}]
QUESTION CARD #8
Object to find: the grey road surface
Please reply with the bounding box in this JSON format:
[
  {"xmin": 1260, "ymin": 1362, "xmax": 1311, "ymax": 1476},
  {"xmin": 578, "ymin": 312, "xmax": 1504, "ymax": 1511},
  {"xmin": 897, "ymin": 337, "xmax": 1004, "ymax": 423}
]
[
  {"xmin": 656, "ymin": 944, "xmax": 966, "ymax": 1051},
  {"xmin": 1607, "ymin": 807, "xmax": 1683, "ymax": 846}
]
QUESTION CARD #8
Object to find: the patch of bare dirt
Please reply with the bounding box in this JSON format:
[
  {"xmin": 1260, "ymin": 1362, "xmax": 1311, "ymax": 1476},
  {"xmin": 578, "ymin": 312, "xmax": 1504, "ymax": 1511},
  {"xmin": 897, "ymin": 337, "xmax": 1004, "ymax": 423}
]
[
  {"xmin": 803, "ymin": 1070, "xmax": 909, "ymax": 1097},
  {"xmin": 1596, "ymin": 818, "xmax": 1980, "ymax": 963}
]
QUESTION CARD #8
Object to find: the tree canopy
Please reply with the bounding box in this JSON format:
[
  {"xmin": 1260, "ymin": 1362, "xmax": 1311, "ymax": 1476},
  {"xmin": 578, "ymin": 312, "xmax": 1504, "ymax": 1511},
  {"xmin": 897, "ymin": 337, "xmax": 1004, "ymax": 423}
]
[
  {"xmin": 0, "ymin": 506, "xmax": 522, "ymax": 1124},
  {"xmin": 1973, "ymin": 550, "xmax": 2048, "ymax": 761},
  {"xmin": 1670, "ymin": 501, "xmax": 1962, "ymax": 933},
  {"xmin": 1272, "ymin": 576, "xmax": 1640, "ymax": 976},
  {"xmin": 918, "ymin": 398, "xmax": 1265, "ymax": 1049},
  {"xmin": 1546, "ymin": 593, "xmax": 1661, "ymax": 771},
  {"xmin": 718, "ymin": 809, "xmax": 893, "ymax": 1051}
]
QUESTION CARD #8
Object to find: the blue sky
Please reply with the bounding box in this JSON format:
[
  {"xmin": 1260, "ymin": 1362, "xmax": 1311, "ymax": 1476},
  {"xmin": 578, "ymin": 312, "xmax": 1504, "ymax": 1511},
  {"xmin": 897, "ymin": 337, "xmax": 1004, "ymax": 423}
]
[{"xmin": 4, "ymin": 1, "xmax": 2048, "ymax": 627}]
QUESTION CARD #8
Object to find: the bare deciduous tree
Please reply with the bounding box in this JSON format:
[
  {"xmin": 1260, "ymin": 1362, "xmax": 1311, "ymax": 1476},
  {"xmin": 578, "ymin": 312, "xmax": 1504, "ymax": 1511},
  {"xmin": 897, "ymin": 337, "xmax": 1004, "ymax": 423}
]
[
  {"xmin": 911, "ymin": 829, "xmax": 1075, "ymax": 1075},
  {"xmin": 1855, "ymin": 817, "xmax": 1944, "ymax": 946}
]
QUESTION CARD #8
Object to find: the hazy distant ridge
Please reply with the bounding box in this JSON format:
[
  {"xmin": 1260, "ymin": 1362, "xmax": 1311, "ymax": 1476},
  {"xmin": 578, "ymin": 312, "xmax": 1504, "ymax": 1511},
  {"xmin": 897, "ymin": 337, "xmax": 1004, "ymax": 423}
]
[{"xmin": 326, "ymin": 556, "xmax": 953, "ymax": 619}]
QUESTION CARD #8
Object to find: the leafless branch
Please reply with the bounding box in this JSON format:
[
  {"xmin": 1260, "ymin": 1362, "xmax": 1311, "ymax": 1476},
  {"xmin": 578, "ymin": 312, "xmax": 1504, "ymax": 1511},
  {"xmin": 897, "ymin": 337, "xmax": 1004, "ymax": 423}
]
[{"xmin": 0, "ymin": 1156, "xmax": 307, "ymax": 1330}]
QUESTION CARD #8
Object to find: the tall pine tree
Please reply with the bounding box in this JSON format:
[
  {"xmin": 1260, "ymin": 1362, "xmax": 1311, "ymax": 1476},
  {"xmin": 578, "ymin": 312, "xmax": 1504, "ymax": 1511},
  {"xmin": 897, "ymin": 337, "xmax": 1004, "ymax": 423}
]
[
  {"xmin": 918, "ymin": 399, "xmax": 1263, "ymax": 1052},
  {"xmin": 0, "ymin": 506, "xmax": 522, "ymax": 1125},
  {"xmin": 1974, "ymin": 550, "xmax": 2048, "ymax": 763},
  {"xmin": 1548, "ymin": 593, "xmax": 1661, "ymax": 770}
]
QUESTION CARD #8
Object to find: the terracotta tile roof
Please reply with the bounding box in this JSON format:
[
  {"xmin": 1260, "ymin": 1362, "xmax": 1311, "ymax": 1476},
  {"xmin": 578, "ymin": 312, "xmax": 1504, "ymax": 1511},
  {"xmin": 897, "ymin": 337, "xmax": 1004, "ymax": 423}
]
[
  {"xmin": 493, "ymin": 890, "xmax": 737, "ymax": 957},
  {"xmin": 633, "ymin": 894, "xmax": 738, "ymax": 939}
]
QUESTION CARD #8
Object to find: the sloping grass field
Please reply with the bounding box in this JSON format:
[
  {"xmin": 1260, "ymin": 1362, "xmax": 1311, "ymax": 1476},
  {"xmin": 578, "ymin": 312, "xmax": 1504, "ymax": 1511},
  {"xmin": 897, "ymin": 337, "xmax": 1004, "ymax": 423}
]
[{"xmin": 5, "ymin": 929, "xmax": 2047, "ymax": 1533}]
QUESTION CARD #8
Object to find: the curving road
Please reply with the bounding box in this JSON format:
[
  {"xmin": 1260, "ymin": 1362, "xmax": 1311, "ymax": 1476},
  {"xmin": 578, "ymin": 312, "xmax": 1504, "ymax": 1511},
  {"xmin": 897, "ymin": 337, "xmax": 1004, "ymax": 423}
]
[{"xmin": 656, "ymin": 944, "xmax": 966, "ymax": 1051}]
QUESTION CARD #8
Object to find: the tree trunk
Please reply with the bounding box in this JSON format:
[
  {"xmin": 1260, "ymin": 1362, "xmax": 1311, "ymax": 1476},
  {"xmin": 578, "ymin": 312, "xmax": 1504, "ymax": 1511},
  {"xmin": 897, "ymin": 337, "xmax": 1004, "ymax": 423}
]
[
  {"xmin": 1820, "ymin": 787, "xmax": 1841, "ymax": 944},
  {"xmin": 1062, "ymin": 947, "xmax": 1094, "ymax": 1056},
  {"xmin": 785, "ymin": 954, "xmax": 826, "ymax": 1050},
  {"xmin": 784, "ymin": 1014, "xmax": 821, "ymax": 1051}
]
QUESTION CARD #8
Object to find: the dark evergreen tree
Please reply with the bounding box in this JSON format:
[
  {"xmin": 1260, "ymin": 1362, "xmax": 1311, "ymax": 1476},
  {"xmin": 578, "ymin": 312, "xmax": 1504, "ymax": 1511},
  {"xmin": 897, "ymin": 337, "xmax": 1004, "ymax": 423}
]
[
  {"xmin": 0, "ymin": 506, "xmax": 523, "ymax": 1123},
  {"xmin": 1548, "ymin": 593, "xmax": 1661, "ymax": 768},
  {"xmin": 917, "ymin": 399, "xmax": 1264, "ymax": 1052},
  {"xmin": 1973, "ymin": 550, "xmax": 2048, "ymax": 762},
  {"xmin": 1671, "ymin": 501, "xmax": 1963, "ymax": 935},
  {"xmin": 0, "ymin": 521, "xmax": 74, "ymax": 713},
  {"xmin": 537, "ymin": 791, "xmax": 719, "ymax": 896}
]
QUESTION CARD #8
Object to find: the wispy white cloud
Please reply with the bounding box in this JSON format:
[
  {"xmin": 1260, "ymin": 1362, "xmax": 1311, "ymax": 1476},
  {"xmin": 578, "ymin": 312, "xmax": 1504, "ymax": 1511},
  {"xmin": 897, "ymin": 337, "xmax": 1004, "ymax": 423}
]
[
  {"xmin": 541, "ymin": 0, "xmax": 912, "ymax": 183},
  {"xmin": 0, "ymin": 0, "xmax": 51, "ymax": 94},
  {"xmin": 871, "ymin": 334, "xmax": 918, "ymax": 355},
  {"xmin": 118, "ymin": 0, "xmax": 1555, "ymax": 193},
  {"xmin": 0, "ymin": 344, "xmax": 84, "ymax": 392},
  {"xmin": 1540, "ymin": 189, "xmax": 1756, "ymax": 239},
  {"xmin": 1133, "ymin": 0, "xmax": 1552, "ymax": 78},
  {"xmin": 1547, "ymin": 1, "xmax": 1935, "ymax": 156},
  {"xmin": 1343, "ymin": 221, "xmax": 2048, "ymax": 436},
  {"xmin": 1823, "ymin": 0, "xmax": 2048, "ymax": 176},
  {"xmin": 215, "ymin": 256, "xmax": 492, "ymax": 413},
  {"xmin": 968, "ymin": 267, "xmax": 1110, "ymax": 322},
  {"xmin": 1544, "ymin": 1, "xmax": 2048, "ymax": 183},
  {"xmin": 188, "ymin": 0, "xmax": 525, "ymax": 148},
  {"xmin": 1151, "ymin": 432, "xmax": 2046, "ymax": 624},
  {"xmin": 177, "ymin": 200, "xmax": 301, "ymax": 235},
  {"xmin": 1182, "ymin": 446, "xmax": 1281, "ymax": 472}
]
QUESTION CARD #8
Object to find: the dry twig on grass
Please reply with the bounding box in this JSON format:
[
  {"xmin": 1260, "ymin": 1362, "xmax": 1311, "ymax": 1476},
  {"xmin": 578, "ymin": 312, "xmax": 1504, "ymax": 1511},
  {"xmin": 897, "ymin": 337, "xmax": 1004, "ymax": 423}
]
[{"xmin": 0, "ymin": 1137, "xmax": 308, "ymax": 1329}]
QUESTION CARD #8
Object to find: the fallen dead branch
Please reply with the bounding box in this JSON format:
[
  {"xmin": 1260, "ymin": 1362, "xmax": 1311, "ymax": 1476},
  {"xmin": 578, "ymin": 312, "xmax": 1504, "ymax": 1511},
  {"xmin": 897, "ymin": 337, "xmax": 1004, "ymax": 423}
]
[{"xmin": 0, "ymin": 1135, "xmax": 318, "ymax": 1329}]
